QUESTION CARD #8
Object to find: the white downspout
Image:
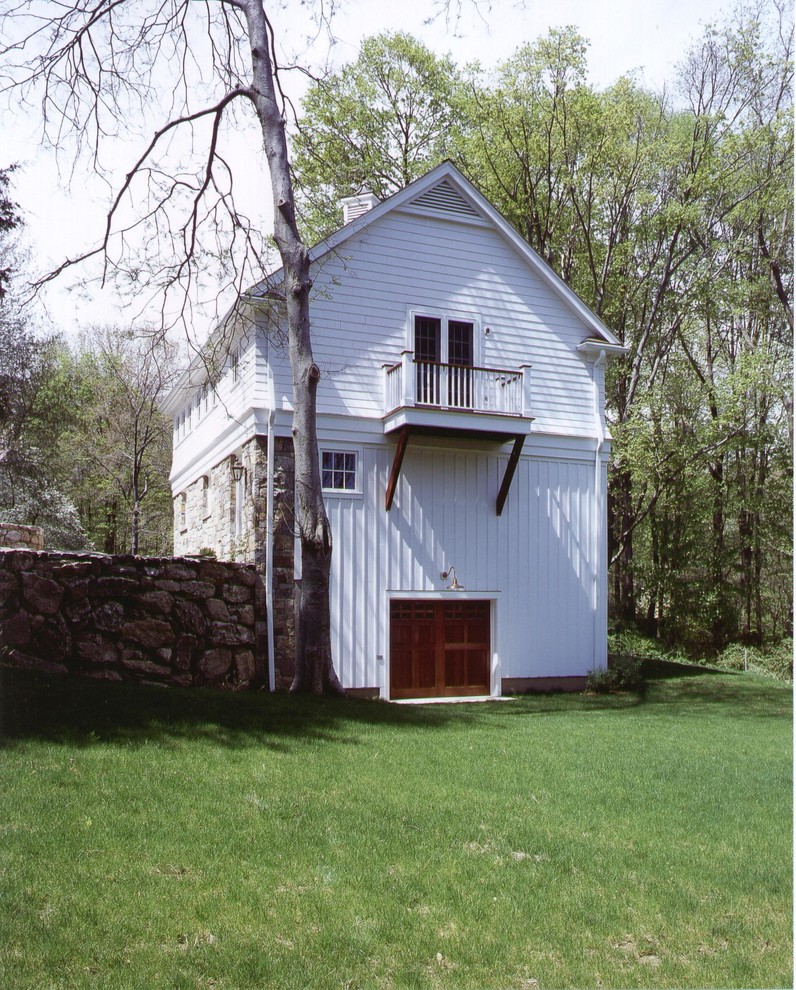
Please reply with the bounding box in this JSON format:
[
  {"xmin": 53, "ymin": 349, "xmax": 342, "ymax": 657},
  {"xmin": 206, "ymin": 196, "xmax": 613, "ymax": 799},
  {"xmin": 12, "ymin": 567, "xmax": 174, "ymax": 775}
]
[
  {"xmin": 266, "ymin": 406, "xmax": 276, "ymax": 692},
  {"xmin": 592, "ymin": 349, "xmax": 607, "ymax": 670}
]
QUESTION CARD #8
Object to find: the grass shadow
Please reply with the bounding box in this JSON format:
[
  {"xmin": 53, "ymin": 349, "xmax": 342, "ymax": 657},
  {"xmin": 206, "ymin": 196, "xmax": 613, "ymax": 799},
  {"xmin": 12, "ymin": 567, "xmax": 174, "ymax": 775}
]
[
  {"xmin": 641, "ymin": 671, "xmax": 793, "ymax": 721},
  {"xmin": 0, "ymin": 666, "xmax": 459, "ymax": 751},
  {"xmin": 631, "ymin": 656, "xmax": 790, "ymax": 716},
  {"xmin": 2, "ymin": 661, "xmax": 790, "ymax": 752},
  {"xmin": 496, "ymin": 662, "xmax": 792, "ymax": 724},
  {"xmin": 640, "ymin": 656, "xmax": 730, "ymax": 679}
]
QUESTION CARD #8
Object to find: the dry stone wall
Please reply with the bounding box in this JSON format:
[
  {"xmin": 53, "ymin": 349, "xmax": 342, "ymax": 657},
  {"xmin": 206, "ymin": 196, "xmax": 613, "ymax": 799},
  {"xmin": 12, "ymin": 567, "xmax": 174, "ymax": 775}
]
[
  {"xmin": 0, "ymin": 551, "xmax": 267, "ymax": 689},
  {"xmin": 170, "ymin": 433, "xmax": 296, "ymax": 690},
  {"xmin": 0, "ymin": 523, "xmax": 45, "ymax": 550}
]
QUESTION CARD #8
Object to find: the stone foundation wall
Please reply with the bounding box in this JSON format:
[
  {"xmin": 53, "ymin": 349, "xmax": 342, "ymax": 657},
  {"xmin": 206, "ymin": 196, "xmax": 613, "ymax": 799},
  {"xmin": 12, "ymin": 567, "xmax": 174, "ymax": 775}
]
[
  {"xmin": 170, "ymin": 433, "xmax": 297, "ymax": 690},
  {"xmin": 0, "ymin": 524, "xmax": 45, "ymax": 550},
  {"xmin": 173, "ymin": 436, "xmax": 266, "ymax": 563},
  {"xmin": 0, "ymin": 551, "xmax": 267, "ymax": 690}
]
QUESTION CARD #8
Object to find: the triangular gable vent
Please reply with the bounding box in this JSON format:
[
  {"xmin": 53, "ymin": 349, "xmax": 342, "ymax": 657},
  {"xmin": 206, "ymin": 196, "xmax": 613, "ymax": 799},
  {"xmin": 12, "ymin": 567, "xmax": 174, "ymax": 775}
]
[{"xmin": 404, "ymin": 179, "xmax": 485, "ymax": 224}]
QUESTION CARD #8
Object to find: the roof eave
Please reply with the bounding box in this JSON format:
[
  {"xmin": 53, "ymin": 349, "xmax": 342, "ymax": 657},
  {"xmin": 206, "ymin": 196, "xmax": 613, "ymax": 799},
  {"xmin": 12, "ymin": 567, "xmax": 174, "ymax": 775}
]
[{"xmin": 577, "ymin": 338, "xmax": 629, "ymax": 358}]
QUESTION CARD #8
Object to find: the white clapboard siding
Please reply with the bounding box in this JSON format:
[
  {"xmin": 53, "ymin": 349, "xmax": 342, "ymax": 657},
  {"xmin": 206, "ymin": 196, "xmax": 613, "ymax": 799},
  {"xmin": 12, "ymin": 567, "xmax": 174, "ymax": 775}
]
[
  {"xmin": 264, "ymin": 208, "xmax": 596, "ymax": 437},
  {"xmin": 251, "ymin": 327, "xmax": 271, "ymax": 407},
  {"xmin": 169, "ymin": 328, "xmax": 265, "ymax": 490},
  {"xmin": 323, "ymin": 438, "xmax": 607, "ymax": 691}
]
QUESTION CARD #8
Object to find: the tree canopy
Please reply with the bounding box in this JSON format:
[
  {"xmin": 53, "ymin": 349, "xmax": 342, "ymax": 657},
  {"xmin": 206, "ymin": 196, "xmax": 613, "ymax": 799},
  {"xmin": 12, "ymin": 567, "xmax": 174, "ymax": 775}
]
[
  {"xmin": 0, "ymin": 172, "xmax": 176, "ymax": 555},
  {"xmin": 292, "ymin": 31, "xmax": 467, "ymax": 239}
]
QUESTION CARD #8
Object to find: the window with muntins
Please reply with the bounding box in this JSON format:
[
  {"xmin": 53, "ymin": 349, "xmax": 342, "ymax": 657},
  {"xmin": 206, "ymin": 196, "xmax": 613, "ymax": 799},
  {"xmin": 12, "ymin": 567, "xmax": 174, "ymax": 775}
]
[
  {"xmin": 414, "ymin": 316, "xmax": 441, "ymax": 363},
  {"xmin": 413, "ymin": 315, "xmax": 474, "ymax": 365},
  {"xmin": 413, "ymin": 314, "xmax": 475, "ymax": 408},
  {"xmin": 322, "ymin": 450, "xmax": 357, "ymax": 492},
  {"xmin": 448, "ymin": 320, "xmax": 474, "ymax": 366}
]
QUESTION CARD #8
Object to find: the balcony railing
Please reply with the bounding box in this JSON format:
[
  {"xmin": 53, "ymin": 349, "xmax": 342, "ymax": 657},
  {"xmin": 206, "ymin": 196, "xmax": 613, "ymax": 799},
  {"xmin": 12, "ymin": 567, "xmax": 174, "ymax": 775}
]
[{"xmin": 384, "ymin": 351, "xmax": 532, "ymax": 419}]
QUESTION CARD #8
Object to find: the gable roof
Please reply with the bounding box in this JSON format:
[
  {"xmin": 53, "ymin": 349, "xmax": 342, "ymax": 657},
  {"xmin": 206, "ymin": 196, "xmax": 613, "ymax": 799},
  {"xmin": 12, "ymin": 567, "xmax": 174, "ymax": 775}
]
[
  {"xmin": 164, "ymin": 162, "xmax": 628, "ymax": 415},
  {"xmin": 250, "ymin": 160, "xmax": 625, "ymax": 351}
]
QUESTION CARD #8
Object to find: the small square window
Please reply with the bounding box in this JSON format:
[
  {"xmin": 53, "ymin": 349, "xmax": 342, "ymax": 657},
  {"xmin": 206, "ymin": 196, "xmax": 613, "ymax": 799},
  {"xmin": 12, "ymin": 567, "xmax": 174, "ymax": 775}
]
[{"xmin": 321, "ymin": 450, "xmax": 357, "ymax": 492}]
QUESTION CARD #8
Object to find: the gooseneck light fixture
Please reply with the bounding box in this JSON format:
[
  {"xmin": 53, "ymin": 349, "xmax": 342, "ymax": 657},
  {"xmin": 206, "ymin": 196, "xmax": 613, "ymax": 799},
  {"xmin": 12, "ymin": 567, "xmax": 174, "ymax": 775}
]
[{"xmin": 440, "ymin": 566, "xmax": 464, "ymax": 591}]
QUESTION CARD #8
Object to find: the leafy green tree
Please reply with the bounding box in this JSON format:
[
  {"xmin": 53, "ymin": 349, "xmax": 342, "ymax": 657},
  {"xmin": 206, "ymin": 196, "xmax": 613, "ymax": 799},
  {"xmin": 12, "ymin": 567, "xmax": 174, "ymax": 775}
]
[
  {"xmin": 461, "ymin": 13, "xmax": 792, "ymax": 642},
  {"xmin": 46, "ymin": 330, "xmax": 178, "ymax": 556},
  {"xmin": 0, "ymin": 166, "xmax": 91, "ymax": 549},
  {"xmin": 628, "ymin": 3, "xmax": 794, "ymax": 647},
  {"xmin": 293, "ymin": 32, "xmax": 466, "ymax": 239},
  {"xmin": 461, "ymin": 27, "xmax": 591, "ymax": 273}
]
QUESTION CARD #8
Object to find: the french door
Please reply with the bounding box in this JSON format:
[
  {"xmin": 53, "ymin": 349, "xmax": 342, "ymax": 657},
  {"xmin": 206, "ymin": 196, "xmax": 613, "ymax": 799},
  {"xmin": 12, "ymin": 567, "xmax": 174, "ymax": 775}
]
[
  {"xmin": 390, "ymin": 599, "xmax": 491, "ymax": 699},
  {"xmin": 414, "ymin": 316, "xmax": 474, "ymax": 408}
]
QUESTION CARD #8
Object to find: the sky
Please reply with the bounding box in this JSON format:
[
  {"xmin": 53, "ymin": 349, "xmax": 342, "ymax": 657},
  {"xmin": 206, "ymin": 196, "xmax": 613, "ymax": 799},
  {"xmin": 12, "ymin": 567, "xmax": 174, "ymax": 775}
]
[
  {"xmin": 328, "ymin": 0, "xmax": 731, "ymax": 89},
  {"xmin": 4, "ymin": 0, "xmax": 735, "ymax": 338}
]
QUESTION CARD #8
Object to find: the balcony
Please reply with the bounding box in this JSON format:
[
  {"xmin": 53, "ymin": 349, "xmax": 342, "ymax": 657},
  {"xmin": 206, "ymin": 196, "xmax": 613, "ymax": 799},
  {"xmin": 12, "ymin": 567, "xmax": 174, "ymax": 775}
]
[
  {"xmin": 383, "ymin": 351, "xmax": 532, "ymax": 432},
  {"xmin": 381, "ymin": 351, "xmax": 534, "ymax": 515}
]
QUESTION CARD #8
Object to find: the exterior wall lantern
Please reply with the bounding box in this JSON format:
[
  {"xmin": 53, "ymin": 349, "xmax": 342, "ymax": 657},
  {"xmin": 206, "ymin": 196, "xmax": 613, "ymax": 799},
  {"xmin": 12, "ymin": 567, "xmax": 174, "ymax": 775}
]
[
  {"xmin": 230, "ymin": 456, "xmax": 245, "ymax": 482},
  {"xmin": 440, "ymin": 566, "xmax": 464, "ymax": 591}
]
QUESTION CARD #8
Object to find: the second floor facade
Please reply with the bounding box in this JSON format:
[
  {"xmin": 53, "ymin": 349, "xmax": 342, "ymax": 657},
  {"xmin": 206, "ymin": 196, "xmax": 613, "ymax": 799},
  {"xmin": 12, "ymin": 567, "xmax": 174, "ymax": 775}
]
[{"xmin": 164, "ymin": 163, "xmax": 624, "ymax": 492}]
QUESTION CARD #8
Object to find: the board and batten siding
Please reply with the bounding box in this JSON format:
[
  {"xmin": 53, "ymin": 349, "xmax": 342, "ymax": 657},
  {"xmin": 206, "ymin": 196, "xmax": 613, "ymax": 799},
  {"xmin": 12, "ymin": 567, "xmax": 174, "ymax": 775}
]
[
  {"xmin": 322, "ymin": 437, "xmax": 607, "ymax": 694},
  {"xmin": 263, "ymin": 208, "xmax": 599, "ymax": 439}
]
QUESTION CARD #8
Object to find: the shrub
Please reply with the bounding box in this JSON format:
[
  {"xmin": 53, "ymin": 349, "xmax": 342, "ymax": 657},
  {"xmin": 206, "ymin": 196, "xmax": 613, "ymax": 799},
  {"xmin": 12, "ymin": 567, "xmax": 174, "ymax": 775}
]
[
  {"xmin": 586, "ymin": 655, "xmax": 644, "ymax": 694},
  {"xmin": 608, "ymin": 628, "xmax": 688, "ymax": 664},
  {"xmin": 585, "ymin": 666, "xmax": 616, "ymax": 693},
  {"xmin": 715, "ymin": 641, "xmax": 793, "ymax": 681}
]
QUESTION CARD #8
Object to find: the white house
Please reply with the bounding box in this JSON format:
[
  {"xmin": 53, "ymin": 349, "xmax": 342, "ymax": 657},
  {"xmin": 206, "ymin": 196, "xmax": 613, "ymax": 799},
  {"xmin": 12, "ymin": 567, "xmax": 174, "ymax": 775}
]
[{"xmin": 161, "ymin": 162, "xmax": 626, "ymax": 699}]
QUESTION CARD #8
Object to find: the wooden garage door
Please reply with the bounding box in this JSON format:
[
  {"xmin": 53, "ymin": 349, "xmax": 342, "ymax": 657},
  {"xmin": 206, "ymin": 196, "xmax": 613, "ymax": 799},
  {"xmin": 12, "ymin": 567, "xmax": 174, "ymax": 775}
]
[{"xmin": 390, "ymin": 599, "xmax": 490, "ymax": 699}]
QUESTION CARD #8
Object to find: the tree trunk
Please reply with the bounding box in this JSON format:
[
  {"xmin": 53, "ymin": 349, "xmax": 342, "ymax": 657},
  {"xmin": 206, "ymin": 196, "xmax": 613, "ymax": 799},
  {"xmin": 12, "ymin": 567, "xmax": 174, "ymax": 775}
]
[
  {"xmin": 738, "ymin": 505, "xmax": 754, "ymax": 644},
  {"xmin": 132, "ymin": 502, "xmax": 140, "ymax": 555},
  {"xmin": 131, "ymin": 473, "xmax": 146, "ymax": 555},
  {"xmin": 103, "ymin": 500, "xmax": 118, "ymax": 555},
  {"xmin": 752, "ymin": 446, "xmax": 769, "ymax": 646},
  {"xmin": 753, "ymin": 512, "xmax": 764, "ymax": 644},
  {"xmin": 614, "ymin": 467, "xmax": 637, "ymax": 622},
  {"xmin": 708, "ymin": 456, "xmax": 726, "ymax": 649},
  {"xmin": 241, "ymin": 0, "xmax": 342, "ymax": 694},
  {"xmin": 647, "ymin": 507, "xmax": 659, "ymax": 633}
]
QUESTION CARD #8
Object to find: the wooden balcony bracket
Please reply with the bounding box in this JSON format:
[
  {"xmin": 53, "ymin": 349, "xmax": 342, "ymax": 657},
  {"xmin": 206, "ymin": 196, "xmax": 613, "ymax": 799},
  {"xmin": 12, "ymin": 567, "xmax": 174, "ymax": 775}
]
[
  {"xmin": 386, "ymin": 426, "xmax": 525, "ymax": 514},
  {"xmin": 496, "ymin": 434, "xmax": 526, "ymax": 516},
  {"xmin": 385, "ymin": 424, "xmax": 411, "ymax": 510}
]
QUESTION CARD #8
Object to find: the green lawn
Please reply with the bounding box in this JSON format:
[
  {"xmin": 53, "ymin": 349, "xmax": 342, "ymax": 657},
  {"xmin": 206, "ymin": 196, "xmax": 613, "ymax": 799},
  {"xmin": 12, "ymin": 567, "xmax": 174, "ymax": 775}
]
[{"xmin": 0, "ymin": 665, "xmax": 791, "ymax": 989}]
